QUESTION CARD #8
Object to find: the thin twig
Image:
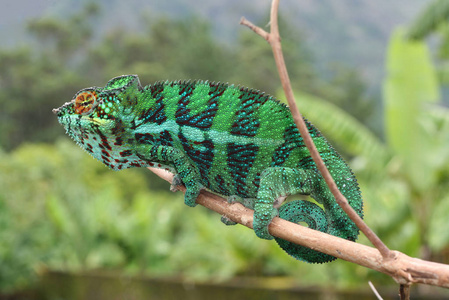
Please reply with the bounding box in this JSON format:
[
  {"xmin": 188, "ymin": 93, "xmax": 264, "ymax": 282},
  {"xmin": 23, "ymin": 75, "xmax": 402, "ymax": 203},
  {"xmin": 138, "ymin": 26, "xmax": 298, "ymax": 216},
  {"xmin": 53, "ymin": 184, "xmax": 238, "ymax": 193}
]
[
  {"xmin": 240, "ymin": 0, "xmax": 392, "ymax": 260},
  {"xmin": 400, "ymin": 284, "xmax": 411, "ymax": 300},
  {"xmin": 369, "ymin": 281, "xmax": 384, "ymax": 300}
]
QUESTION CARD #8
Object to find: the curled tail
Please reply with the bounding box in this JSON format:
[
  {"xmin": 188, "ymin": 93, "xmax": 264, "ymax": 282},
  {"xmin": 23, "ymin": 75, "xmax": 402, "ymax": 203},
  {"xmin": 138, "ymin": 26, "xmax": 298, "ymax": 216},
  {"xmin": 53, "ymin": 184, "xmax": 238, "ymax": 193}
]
[
  {"xmin": 274, "ymin": 200, "xmax": 336, "ymax": 263},
  {"xmin": 274, "ymin": 173, "xmax": 363, "ymax": 263},
  {"xmin": 253, "ymin": 164, "xmax": 363, "ymax": 263}
]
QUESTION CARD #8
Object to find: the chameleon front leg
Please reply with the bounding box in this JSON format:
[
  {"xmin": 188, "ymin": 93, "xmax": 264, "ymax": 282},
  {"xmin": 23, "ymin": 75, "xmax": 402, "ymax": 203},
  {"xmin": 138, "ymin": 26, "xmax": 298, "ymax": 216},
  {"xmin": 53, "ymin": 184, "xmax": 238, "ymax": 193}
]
[
  {"xmin": 137, "ymin": 144, "xmax": 203, "ymax": 207},
  {"xmin": 254, "ymin": 167, "xmax": 315, "ymax": 240}
]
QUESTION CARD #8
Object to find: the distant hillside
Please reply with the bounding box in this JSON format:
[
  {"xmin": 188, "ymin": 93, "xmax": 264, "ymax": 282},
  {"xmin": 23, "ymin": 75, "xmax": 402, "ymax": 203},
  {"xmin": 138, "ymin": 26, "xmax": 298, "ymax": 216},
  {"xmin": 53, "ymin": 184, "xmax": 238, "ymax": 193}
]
[
  {"xmin": 287, "ymin": 0, "xmax": 429, "ymax": 90},
  {"xmin": 1, "ymin": 0, "xmax": 428, "ymax": 92}
]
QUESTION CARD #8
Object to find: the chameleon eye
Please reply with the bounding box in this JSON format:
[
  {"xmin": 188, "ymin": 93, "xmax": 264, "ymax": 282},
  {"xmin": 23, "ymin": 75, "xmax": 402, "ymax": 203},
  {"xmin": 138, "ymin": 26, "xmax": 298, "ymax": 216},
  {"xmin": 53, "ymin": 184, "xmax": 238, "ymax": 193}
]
[{"xmin": 74, "ymin": 91, "xmax": 98, "ymax": 115}]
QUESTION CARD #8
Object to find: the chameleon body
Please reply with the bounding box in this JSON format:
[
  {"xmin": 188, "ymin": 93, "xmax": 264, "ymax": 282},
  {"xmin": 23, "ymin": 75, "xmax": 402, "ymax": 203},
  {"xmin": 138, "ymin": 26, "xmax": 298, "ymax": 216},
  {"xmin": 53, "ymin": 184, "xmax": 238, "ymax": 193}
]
[{"xmin": 53, "ymin": 75, "xmax": 363, "ymax": 263}]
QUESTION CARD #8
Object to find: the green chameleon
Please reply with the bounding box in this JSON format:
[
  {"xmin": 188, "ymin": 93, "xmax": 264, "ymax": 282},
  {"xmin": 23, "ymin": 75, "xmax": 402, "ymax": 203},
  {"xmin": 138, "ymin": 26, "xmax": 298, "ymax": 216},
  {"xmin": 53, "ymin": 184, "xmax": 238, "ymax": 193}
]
[{"xmin": 53, "ymin": 75, "xmax": 363, "ymax": 263}]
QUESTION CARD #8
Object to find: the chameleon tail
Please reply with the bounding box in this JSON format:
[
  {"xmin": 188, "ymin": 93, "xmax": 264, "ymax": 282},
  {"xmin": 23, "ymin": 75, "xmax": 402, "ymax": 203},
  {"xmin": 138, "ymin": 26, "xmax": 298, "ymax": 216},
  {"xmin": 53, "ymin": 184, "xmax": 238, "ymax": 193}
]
[
  {"xmin": 254, "ymin": 166, "xmax": 362, "ymax": 262},
  {"xmin": 274, "ymin": 200, "xmax": 337, "ymax": 263}
]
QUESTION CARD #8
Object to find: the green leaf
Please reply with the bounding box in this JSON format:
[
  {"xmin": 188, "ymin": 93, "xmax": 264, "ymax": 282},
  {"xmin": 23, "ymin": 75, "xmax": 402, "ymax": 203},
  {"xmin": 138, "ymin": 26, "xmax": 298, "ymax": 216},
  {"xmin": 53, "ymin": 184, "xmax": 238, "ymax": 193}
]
[
  {"xmin": 429, "ymin": 194, "xmax": 449, "ymax": 251},
  {"xmin": 407, "ymin": 0, "xmax": 449, "ymax": 40},
  {"xmin": 383, "ymin": 28, "xmax": 440, "ymax": 190},
  {"xmin": 291, "ymin": 91, "xmax": 387, "ymax": 163}
]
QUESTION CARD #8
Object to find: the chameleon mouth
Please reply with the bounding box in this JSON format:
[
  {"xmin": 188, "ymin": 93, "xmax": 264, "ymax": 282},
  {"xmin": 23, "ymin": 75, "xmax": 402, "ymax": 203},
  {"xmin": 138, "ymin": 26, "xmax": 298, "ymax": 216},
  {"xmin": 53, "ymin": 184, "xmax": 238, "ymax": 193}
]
[{"xmin": 52, "ymin": 99, "xmax": 76, "ymax": 115}]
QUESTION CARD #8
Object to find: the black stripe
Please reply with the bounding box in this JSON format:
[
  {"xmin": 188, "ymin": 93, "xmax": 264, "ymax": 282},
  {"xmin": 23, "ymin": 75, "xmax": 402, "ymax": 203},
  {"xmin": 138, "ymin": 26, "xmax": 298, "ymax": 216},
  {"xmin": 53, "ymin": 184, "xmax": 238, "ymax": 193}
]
[
  {"xmin": 178, "ymin": 131, "xmax": 215, "ymax": 187},
  {"xmin": 226, "ymin": 143, "xmax": 259, "ymax": 197}
]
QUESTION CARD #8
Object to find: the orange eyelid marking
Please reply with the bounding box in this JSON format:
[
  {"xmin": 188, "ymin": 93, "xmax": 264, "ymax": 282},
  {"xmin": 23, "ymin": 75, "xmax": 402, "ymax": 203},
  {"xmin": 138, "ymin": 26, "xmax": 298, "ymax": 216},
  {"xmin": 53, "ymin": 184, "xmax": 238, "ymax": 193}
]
[{"xmin": 74, "ymin": 91, "xmax": 98, "ymax": 115}]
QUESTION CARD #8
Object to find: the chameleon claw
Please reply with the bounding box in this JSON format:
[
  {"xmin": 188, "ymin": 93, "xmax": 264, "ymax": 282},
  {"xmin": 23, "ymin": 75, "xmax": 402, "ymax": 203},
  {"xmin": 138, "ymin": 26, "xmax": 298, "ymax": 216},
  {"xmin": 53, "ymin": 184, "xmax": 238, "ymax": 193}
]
[
  {"xmin": 227, "ymin": 195, "xmax": 241, "ymax": 204},
  {"xmin": 170, "ymin": 175, "xmax": 183, "ymax": 192},
  {"xmin": 220, "ymin": 215, "xmax": 237, "ymax": 226},
  {"xmin": 183, "ymin": 184, "xmax": 204, "ymax": 207}
]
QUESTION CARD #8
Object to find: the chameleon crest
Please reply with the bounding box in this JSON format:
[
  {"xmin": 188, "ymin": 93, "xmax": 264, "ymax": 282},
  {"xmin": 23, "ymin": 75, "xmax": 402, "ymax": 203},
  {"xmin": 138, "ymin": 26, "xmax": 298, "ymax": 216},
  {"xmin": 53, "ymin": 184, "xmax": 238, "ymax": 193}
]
[{"xmin": 54, "ymin": 75, "xmax": 363, "ymax": 263}]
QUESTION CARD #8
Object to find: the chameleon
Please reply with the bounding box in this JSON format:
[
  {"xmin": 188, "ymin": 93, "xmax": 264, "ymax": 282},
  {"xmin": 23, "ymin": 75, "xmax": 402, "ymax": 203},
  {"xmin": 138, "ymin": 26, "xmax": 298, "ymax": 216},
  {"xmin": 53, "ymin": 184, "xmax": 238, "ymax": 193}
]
[{"xmin": 53, "ymin": 74, "xmax": 363, "ymax": 263}]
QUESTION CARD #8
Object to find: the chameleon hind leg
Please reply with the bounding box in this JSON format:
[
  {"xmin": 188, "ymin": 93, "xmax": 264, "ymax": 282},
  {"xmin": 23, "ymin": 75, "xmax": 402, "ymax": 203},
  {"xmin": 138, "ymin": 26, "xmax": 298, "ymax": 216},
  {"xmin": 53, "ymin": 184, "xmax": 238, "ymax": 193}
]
[
  {"xmin": 254, "ymin": 167, "xmax": 314, "ymax": 239},
  {"xmin": 137, "ymin": 144, "xmax": 203, "ymax": 207},
  {"xmin": 255, "ymin": 167, "xmax": 336, "ymax": 263}
]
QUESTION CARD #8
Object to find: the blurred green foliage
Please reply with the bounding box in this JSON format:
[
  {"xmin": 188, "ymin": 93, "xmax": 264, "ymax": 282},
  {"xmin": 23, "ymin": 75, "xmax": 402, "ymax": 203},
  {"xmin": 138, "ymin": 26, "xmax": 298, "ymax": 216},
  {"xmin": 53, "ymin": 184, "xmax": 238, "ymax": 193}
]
[
  {"xmin": 2, "ymin": 2, "xmax": 449, "ymax": 296},
  {"xmin": 383, "ymin": 29, "xmax": 449, "ymax": 260},
  {"xmin": 0, "ymin": 140, "xmax": 369, "ymax": 292},
  {"xmin": 298, "ymin": 29, "xmax": 449, "ymax": 265},
  {"xmin": 407, "ymin": 0, "xmax": 449, "ymax": 89},
  {"xmin": 0, "ymin": 4, "xmax": 375, "ymax": 151}
]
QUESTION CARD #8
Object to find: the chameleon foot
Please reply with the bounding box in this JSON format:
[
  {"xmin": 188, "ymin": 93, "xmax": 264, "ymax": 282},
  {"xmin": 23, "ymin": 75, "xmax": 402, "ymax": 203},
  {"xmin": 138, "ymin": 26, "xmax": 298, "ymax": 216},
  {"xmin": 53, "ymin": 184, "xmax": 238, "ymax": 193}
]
[
  {"xmin": 170, "ymin": 174, "xmax": 183, "ymax": 192},
  {"xmin": 183, "ymin": 184, "xmax": 203, "ymax": 207},
  {"xmin": 220, "ymin": 215, "xmax": 237, "ymax": 226}
]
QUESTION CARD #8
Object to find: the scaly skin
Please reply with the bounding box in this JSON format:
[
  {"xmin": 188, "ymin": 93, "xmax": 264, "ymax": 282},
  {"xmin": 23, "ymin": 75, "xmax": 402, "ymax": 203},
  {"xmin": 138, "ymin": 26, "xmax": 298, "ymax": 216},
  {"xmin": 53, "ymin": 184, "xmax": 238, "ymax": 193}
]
[{"xmin": 53, "ymin": 75, "xmax": 363, "ymax": 263}]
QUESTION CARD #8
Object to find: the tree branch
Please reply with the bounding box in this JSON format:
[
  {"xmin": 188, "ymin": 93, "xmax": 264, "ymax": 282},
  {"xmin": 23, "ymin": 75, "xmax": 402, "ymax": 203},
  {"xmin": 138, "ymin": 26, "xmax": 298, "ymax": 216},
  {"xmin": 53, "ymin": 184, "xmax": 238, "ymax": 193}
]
[{"xmin": 148, "ymin": 167, "xmax": 449, "ymax": 288}]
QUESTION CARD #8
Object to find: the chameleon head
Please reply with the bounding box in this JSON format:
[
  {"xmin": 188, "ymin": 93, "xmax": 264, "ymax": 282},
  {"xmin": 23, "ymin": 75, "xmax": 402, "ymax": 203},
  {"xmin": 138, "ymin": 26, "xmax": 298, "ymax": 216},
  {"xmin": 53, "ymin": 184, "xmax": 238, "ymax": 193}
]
[
  {"xmin": 52, "ymin": 75, "xmax": 146, "ymax": 170},
  {"xmin": 52, "ymin": 85, "xmax": 120, "ymax": 148}
]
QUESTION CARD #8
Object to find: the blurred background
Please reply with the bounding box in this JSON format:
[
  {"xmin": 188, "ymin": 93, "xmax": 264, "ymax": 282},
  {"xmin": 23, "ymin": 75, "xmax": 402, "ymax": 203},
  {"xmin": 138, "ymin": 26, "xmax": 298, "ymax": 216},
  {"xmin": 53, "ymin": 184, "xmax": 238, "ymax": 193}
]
[{"xmin": 2, "ymin": 0, "xmax": 449, "ymax": 299}]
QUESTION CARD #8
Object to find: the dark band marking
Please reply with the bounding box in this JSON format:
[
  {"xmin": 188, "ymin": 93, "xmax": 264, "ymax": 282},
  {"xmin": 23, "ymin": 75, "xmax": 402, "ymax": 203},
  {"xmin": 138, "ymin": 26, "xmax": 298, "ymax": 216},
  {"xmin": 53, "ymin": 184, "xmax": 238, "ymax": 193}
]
[
  {"xmin": 120, "ymin": 150, "xmax": 132, "ymax": 157},
  {"xmin": 271, "ymin": 124, "xmax": 301, "ymax": 166},
  {"xmin": 226, "ymin": 142, "xmax": 259, "ymax": 197},
  {"xmin": 214, "ymin": 174, "xmax": 230, "ymax": 196},
  {"xmin": 175, "ymin": 83, "xmax": 219, "ymax": 129},
  {"xmin": 139, "ymin": 98, "xmax": 167, "ymax": 125},
  {"xmin": 97, "ymin": 130, "xmax": 112, "ymax": 151},
  {"xmin": 298, "ymin": 156, "xmax": 315, "ymax": 169},
  {"xmin": 178, "ymin": 132, "xmax": 215, "ymax": 186},
  {"xmin": 135, "ymin": 130, "xmax": 174, "ymax": 148},
  {"xmin": 229, "ymin": 88, "xmax": 268, "ymax": 137}
]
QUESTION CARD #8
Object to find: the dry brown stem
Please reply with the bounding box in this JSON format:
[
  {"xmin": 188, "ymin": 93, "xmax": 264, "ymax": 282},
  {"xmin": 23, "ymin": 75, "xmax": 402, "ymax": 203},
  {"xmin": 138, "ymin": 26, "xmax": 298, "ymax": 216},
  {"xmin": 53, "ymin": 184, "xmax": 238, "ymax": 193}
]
[
  {"xmin": 400, "ymin": 284, "xmax": 411, "ymax": 300},
  {"xmin": 368, "ymin": 281, "xmax": 383, "ymax": 300}
]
